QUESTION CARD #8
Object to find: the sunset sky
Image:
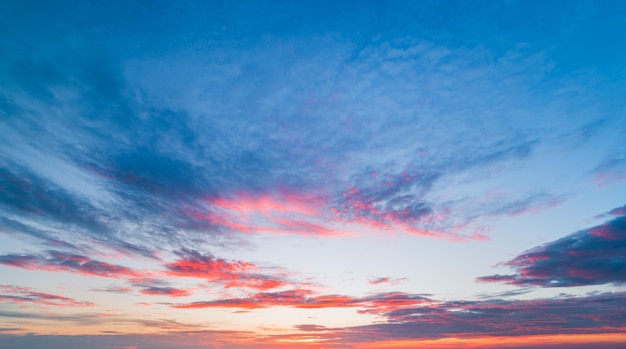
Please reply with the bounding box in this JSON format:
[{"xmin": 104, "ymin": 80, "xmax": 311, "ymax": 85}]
[{"xmin": 1, "ymin": 1, "xmax": 626, "ymax": 348}]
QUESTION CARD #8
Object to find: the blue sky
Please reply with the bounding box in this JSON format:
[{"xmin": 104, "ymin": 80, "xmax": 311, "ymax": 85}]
[{"xmin": 1, "ymin": 1, "xmax": 626, "ymax": 348}]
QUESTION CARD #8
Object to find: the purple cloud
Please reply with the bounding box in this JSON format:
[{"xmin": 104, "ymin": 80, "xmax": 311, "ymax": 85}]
[
  {"xmin": 478, "ymin": 204, "xmax": 626, "ymax": 287},
  {"xmin": 292, "ymin": 292, "xmax": 626, "ymax": 342}
]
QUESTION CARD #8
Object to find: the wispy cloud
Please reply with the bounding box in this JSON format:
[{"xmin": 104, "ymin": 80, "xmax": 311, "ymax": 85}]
[
  {"xmin": 0, "ymin": 285, "xmax": 94, "ymax": 307},
  {"xmin": 0, "ymin": 20, "xmax": 572, "ymax": 250},
  {"xmin": 0, "ymin": 251, "xmax": 140, "ymax": 279},
  {"xmin": 139, "ymin": 286, "xmax": 191, "ymax": 298},
  {"xmin": 182, "ymin": 190, "xmax": 341, "ymax": 237},
  {"xmin": 90, "ymin": 285, "xmax": 133, "ymax": 294},
  {"xmin": 368, "ymin": 276, "xmax": 409, "ymax": 286},
  {"xmin": 0, "ymin": 310, "xmax": 202, "ymax": 331}
]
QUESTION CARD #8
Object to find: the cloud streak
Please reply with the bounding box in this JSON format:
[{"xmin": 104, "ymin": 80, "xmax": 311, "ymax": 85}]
[
  {"xmin": 0, "ymin": 251, "xmax": 140, "ymax": 279},
  {"xmin": 139, "ymin": 286, "xmax": 191, "ymax": 298},
  {"xmin": 172, "ymin": 289, "xmax": 430, "ymax": 311},
  {"xmin": 0, "ymin": 285, "xmax": 94, "ymax": 307}
]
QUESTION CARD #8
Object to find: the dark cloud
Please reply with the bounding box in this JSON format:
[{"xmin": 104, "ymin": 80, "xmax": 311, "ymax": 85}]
[
  {"xmin": 296, "ymin": 292, "xmax": 626, "ymax": 342},
  {"xmin": 478, "ymin": 205, "xmax": 626, "ymax": 287},
  {"xmin": 608, "ymin": 204, "xmax": 626, "ymax": 216},
  {"xmin": 171, "ymin": 288, "xmax": 626, "ymax": 341}
]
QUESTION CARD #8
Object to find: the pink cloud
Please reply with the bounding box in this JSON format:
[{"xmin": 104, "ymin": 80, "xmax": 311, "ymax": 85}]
[
  {"xmin": 172, "ymin": 289, "xmax": 431, "ymax": 312},
  {"xmin": 182, "ymin": 190, "xmax": 345, "ymax": 237},
  {"xmin": 164, "ymin": 249, "xmax": 290, "ymax": 291}
]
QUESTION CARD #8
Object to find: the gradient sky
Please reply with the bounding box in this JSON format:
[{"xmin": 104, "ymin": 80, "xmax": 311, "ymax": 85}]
[{"xmin": 1, "ymin": 1, "xmax": 626, "ymax": 348}]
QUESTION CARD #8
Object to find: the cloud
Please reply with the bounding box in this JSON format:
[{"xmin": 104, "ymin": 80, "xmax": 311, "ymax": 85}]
[
  {"xmin": 0, "ymin": 165, "xmax": 108, "ymax": 240},
  {"xmin": 333, "ymin": 171, "xmax": 440, "ymax": 236},
  {"xmin": 475, "ymin": 288, "xmax": 534, "ymax": 299},
  {"xmin": 0, "ymin": 216, "xmax": 76, "ymax": 249},
  {"xmin": 297, "ymin": 292, "xmax": 626, "ymax": 342},
  {"xmin": 0, "ymin": 251, "xmax": 140, "ymax": 279},
  {"xmin": 90, "ymin": 285, "xmax": 133, "ymax": 294},
  {"xmin": 368, "ymin": 276, "xmax": 409, "ymax": 286},
  {"xmin": 0, "ymin": 2, "xmax": 624, "ymax": 349},
  {"xmin": 172, "ymin": 289, "xmax": 430, "ymax": 311},
  {"xmin": 0, "ymin": 10, "xmax": 568, "ymax": 250},
  {"xmin": 592, "ymin": 134, "xmax": 626, "ymax": 187},
  {"xmin": 0, "ymin": 309, "xmax": 202, "ymax": 331},
  {"xmin": 182, "ymin": 190, "xmax": 341, "ymax": 237},
  {"xmin": 0, "ymin": 330, "xmax": 261, "ymax": 349},
  {"xmin": 0, "ymin": 285, "xmax": 95, "ymax": 307},
  {"xmin": 478, "ymin": 204, "xmax": 626, "ymax": 287},
  {"xmin": 608, "ymin": 204, "xmax": 626, "ymax": 216},
  {"xmin": 173, "ymin": 289, "xmax": 626, "ymax": 341},
  {"xmin": 0, "ymin": 327, "xmax": 23, "ymax": 332},
  {"xmin": 139, "ymin": 287, "xmax": 191, "ymax": 298},
  {"xmin": 164, "ymin": 249, "xmax": 290, "ymax": 291},
  {"xmin": 0, "ymin": 163, "xmax": 157, "ymax": 259}
]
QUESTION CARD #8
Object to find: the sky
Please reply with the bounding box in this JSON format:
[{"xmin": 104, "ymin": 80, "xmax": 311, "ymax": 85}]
[{"xmin": 1, "ymin": 0, "xmax": 626, "ymax": 348}]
